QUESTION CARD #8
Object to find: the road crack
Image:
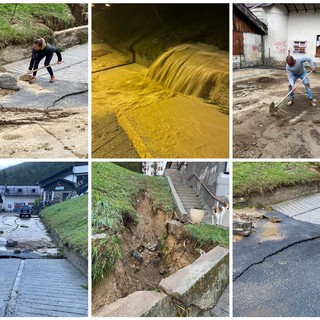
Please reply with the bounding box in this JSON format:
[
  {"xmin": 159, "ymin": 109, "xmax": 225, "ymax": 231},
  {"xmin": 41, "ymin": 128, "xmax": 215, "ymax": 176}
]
[
  {"xmin": 49, "ymin": 90, "xmax": 88, "ymax": 108},
  {"xmin": 233, "ymin": 236, "xmax": 320, "ymax": 281},
  {"xmin": 35, "ymin": 122, "xmax": 83, "ymax": 158}
]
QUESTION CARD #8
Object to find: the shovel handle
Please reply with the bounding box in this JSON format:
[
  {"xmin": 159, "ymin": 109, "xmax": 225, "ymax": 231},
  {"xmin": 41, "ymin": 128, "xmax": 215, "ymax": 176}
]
[
  {"xmin": 24, "ymin": 61, "xmax": 61, "ymax": 76},
  {"xmin": 276, "ymin": 70, "xmax": 314, "ymax": 107}
]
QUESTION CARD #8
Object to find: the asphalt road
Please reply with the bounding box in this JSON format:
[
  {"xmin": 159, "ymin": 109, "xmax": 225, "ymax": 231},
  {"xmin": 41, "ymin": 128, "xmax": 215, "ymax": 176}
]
[
  {"xmin": 233, "ymin": 210, "xmax": 320, "ymax": 317},
  {"xmin": 2, "ymin": 44, "xmax": 88, "ymax": 110}
]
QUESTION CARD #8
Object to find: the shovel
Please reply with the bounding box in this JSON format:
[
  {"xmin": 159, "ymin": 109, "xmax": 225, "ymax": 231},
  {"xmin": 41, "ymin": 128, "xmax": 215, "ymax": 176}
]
[
  {"xmin": 269, "ymin": 70, "xmax": 314, "ymax": 115},
  {"xmin": 19, "ymin": 62, "xmax": 61, "ymax": 81}
]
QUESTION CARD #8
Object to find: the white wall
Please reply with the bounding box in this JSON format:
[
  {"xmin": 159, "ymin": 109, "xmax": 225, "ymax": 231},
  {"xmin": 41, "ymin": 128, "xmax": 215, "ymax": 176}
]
[
  {"xmin": 288, "ymin": 11, "xmax": 320, "ymax": 64},
  {"xmin": 73, "ymin": 165, "xmax": 88, "ymax": 174},
  {"xmin": 243, "ymin": 33, "xmax": 263, "ymax": 66},
  {"xmin": 252, "ymin": 5, "xmax": 289, "ymax": 63},
  {"xmin": 3, "ymin": 195, "xmax": 40, "ymax": 211}
]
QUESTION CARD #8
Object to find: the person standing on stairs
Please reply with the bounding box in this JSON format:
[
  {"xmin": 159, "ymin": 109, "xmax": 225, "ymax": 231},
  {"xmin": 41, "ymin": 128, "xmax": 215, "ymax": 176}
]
[{"xmin": 28, "ymin": 38, "xmax": 62, "ymax": 84}]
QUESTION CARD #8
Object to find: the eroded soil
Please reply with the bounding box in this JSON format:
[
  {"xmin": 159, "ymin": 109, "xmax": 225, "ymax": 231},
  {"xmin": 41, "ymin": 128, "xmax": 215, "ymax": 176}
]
[
  {"xmin": 92, "ymin": 195, "xmax": 200, "ymax": 314},
  {"xmin": 233, "ymin": 68, "xmax": 320, "ymax": 158}
]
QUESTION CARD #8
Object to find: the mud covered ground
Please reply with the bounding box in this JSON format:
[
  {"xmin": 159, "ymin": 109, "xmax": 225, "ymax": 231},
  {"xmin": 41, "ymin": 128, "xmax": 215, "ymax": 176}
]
[
  {"xmin": 233, "ymin": 68, "xmax": 320, "ymax": 158},
  {"xmin": 0, "ymin": 90, "xmax": 87, "ymax": 158},
  {"xmin": 0, "ymin": 211, "xmax": 59, "ymax": 256},
  {"xmin": 92, "ymin": 195, "xmax": 201, "ymax": 315}
]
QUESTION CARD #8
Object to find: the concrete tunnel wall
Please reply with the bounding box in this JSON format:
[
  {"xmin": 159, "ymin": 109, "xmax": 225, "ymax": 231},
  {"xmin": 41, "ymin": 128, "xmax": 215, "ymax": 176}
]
[{"xmin": 92, "ymin": 4, "xmax": 229, "ymax": 65}]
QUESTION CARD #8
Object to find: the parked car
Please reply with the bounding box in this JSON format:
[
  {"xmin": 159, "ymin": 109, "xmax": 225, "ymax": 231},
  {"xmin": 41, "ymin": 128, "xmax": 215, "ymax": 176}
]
[{"xmin": 19, "ymin": 206, "xmax": 32, "ymax": 218}]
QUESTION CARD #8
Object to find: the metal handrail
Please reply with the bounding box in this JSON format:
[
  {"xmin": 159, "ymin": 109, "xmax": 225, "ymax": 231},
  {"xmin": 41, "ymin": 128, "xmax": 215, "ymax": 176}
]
[{"xmin": 182, "ymin": 170, "xmax": 228, "ymax": 206}]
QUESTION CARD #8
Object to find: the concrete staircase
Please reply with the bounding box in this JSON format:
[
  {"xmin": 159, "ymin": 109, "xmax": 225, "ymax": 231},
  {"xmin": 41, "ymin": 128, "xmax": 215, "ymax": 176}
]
[{"xmin": 166, "ymin": 169, "xmax": 211, "ymax": 224}]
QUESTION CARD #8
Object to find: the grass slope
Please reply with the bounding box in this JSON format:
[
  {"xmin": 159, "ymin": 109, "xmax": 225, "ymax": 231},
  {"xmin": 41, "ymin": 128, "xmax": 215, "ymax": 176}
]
[
  {"xmin": 40, "ymin": 194, "xmax": 88, "ymax": 259},
  {"xmin": 92, "ymin": 162, "xmax": 175, "ymax": 282},
  {"xmin": 185, "ymin": 224, "xmax": 229, "ymax": 248},
  {"xmin": 0, "ymin": 4, "xmax": 75, "ymax": 48},
  {"xmin": 233, "ymin": 162, "xmax": 320, "ymax": 196}
]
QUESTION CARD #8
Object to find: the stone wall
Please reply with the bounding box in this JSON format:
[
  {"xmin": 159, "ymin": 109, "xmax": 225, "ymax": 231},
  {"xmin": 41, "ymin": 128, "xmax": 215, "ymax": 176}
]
[
  {"xmin": 182, "ymin": 162, "xmax": 230, "ymax": 213},
  {"xmin": 234, "ymin": 181, "xmax": 320, "ymax": 207},
  {"xmin": 96, "ymin": 245, "xmax": 229, "ymax": 317},
  {"xmin": 0, "ymin": 26, "xmax": 88, "ymax": 66},
  {"xmin": 53, "ymin": 26, "xmax": 88, "ymax": 50}
]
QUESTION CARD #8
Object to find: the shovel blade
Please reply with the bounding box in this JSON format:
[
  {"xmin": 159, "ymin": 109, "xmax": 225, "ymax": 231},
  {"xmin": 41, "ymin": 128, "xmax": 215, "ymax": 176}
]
[
  {"xmin": 19, "ymin": 74, "xmax": 33, "ymax": 81},
  {"xmin": 269, "ymin": 101, "xmax": 277, "ymax": 115}
]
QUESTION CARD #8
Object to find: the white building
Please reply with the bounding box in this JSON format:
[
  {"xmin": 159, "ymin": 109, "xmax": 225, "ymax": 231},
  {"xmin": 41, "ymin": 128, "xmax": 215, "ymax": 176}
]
[
  {"xmin": 142, "ymin": 162, "xmax": 167, "ymax": 176},
  {"xmin": 0, "ymin": 186, "xmax": 42, "ymax": 211},
  {"xmin": 234, "ymin": 3, "xmax": 320, "ymax": 67}
]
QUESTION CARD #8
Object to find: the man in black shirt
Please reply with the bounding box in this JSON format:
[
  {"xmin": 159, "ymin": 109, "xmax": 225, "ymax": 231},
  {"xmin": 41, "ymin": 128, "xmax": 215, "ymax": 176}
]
[{"xmin": 28, "ymin": 38, "xmax": 62, "ymax": 84}]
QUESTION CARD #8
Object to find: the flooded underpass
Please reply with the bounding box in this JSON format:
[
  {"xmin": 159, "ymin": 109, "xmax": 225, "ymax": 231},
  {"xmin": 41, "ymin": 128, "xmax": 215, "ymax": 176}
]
[
  {"xmin": 233, "ymin": 68, "xmax": 320, "ymax": 158},
  {"xmin": 92, "ymin": 4, "xmax": 229, "ymax": 158}
]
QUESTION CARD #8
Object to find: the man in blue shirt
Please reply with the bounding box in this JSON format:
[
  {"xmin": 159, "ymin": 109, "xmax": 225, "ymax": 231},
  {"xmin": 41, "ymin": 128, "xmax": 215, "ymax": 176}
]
[{"xmin": 286, "ymin": 56, "xmax": 316, "ymax": 107}]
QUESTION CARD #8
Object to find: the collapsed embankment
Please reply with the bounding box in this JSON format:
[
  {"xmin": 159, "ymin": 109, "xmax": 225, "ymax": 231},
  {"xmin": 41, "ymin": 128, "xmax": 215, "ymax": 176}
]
[{"xmin": 92, "ymin": 163, "xmax": 229, "ymax": 316}]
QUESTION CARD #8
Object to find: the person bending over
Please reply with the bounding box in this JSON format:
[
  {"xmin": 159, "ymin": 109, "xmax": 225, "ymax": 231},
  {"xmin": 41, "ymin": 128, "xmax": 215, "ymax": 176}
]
[
  {"xmin": 28, "ymin": 38, "xmax": 62, "ymax": 84},
  {"xmin": 286, "ymin": 55, "xmax": 316, "ymax": 107}
]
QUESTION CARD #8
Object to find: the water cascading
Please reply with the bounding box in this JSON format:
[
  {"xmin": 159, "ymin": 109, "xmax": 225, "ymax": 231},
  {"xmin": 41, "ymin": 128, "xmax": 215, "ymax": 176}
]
[{"xmin": 147, "ymin": 43, "xmax": 229, "ymax": 106}]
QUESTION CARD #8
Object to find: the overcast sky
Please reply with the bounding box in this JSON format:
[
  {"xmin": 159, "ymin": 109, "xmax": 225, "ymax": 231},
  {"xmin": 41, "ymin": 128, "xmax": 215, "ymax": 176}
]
[{"xmin": 0, "ymin": 161, "xmax": 24, "ymax": 170}]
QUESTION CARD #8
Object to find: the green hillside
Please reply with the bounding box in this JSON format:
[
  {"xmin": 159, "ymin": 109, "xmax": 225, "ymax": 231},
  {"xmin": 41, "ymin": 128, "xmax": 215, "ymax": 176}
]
[
  {"xmin": 0, "ymin": 4, "xmax": 75, "ymax": 48},
  {"xmin": 233, "ymin": 162, "xmax": 320, "ymax": 196},
  {"xmin": 0, "ymin": 162, "xmax": 73, "ymax": 185},
  {"xmin": 40, "ymin": 194, "xmax": 88, "ymax": 259}
]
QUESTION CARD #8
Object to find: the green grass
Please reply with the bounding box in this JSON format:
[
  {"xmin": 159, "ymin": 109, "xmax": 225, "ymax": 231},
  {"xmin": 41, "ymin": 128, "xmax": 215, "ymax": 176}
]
[
  {"xmin": 184, "ymin": 224, "xmax": 229, "ymax": 248},
  {"xmin": 92, "ymin": 162, "xmax": 175, "ymax": 283},
  {"xmin": 40, "ymin": 194, "xmax": 88, "ymax": 259},
  {"xmin": 233, "ymin": 162, "xmax": 320, "ymax": 196},
  {"xmin": 0, "ymin": 4, "xmax": 75, "ymax": 48}
]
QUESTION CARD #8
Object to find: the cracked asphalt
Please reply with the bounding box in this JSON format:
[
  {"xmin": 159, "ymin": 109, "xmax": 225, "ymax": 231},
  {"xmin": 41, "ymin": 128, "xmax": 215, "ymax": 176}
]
[
  {"xmin": 233, "ymin": 210, "xmax": 320, "ymax": 317},
  {"xmin": 0, "ymin": 44, "xmax": 88, "ymax": 158}
]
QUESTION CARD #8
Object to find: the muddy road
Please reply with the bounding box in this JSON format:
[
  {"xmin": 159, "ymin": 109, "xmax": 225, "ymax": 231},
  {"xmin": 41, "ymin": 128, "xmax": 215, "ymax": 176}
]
[
  {"xmin": 1, "ymin": 44, "xmax": 88, "ymax": 158},
  {"xmin": 0, "ymin": 211, "xmax": 88, "ymax": 317},
  {"xmin": 0, "ymin": 211, "xmax": 57, "ymax": 256},
  {"xmin": 233, "ymin": 68, "xmax": 320, "ymax": 158}
]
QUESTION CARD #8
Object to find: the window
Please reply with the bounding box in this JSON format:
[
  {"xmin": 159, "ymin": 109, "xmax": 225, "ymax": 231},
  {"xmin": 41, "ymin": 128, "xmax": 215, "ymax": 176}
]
[
  {"xmin": 316, "ymin": 35, "xmax": 320, "ymax": 57},
  {"xmin": 18, "ymin": 188, "xmax": 22, "ymax": 193},
  {"xmin": 224, "ymin": 162, "xmax": 230, "ymax": 175},
  {"xmin": 293, "ymin": 41, "xmax": 306, "ymax": 54},
  {"xmin": 32, "ymin": 189, "xmax": 36, "ymax": 193}
]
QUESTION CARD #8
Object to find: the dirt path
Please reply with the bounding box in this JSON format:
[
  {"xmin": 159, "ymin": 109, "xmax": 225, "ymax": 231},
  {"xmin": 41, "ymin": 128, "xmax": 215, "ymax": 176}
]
[{"xmin": 233, "ymin": 68, "xmax": 320, "ymax": 158}]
